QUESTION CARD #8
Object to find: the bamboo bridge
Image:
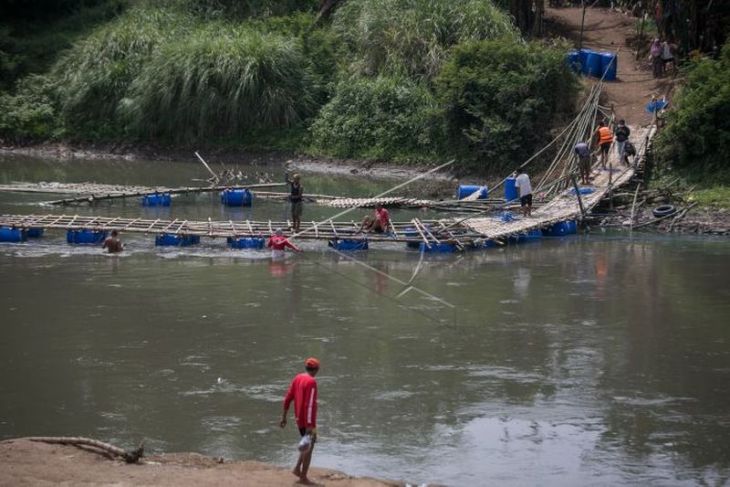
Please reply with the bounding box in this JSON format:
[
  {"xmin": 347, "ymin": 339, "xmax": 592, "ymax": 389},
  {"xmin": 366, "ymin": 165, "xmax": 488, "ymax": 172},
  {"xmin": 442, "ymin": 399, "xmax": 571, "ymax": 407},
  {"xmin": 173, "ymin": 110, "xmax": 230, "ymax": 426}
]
[
  {"xmin": 0, "ymin": 123, "xmax": 653, "ymax": 251},
  {"xmin": 0, "ymin": 78, "xmax": 657, "ymax": 251}
]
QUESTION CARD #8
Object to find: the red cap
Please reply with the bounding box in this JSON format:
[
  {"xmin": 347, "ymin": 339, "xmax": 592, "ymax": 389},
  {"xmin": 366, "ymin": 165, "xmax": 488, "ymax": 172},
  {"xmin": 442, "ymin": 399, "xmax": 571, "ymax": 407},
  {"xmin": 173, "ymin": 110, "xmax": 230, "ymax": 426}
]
[{"xmin": 305, "ymin": 357, "xmax": 320, "ymax": 369}]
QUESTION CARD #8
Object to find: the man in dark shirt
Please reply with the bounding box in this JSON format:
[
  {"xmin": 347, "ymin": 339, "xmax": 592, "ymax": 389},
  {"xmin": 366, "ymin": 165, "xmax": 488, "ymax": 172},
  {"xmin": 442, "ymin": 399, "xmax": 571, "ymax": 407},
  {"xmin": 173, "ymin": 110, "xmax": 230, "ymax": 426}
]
[
  {"xmin": 287, "ymin": 173, "xmax": 304, "ymax": 232},
  {"xmin": 574, "ymin": 141, "xmax": 592, "ymax": 184},
  {"xmin": 614, "ymin": 120, "xmax": 631, "ymax": 165}
]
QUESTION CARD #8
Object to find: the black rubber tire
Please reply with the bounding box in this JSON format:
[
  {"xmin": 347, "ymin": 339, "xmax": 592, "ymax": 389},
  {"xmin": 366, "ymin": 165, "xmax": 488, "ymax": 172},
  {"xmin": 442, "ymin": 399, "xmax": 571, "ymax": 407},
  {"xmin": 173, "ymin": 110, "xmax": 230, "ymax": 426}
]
[{"xmin": 652, "ymin": 205, "xmax": 676, "ymax": 218}]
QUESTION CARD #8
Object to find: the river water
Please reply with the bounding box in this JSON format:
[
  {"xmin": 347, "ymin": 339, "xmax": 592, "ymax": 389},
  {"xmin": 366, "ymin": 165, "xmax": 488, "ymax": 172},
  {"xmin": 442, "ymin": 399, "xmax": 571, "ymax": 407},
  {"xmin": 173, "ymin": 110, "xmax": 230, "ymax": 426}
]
[{"xmin": 1, "ymin": 155, "xmax": 729, "ymax": 486}]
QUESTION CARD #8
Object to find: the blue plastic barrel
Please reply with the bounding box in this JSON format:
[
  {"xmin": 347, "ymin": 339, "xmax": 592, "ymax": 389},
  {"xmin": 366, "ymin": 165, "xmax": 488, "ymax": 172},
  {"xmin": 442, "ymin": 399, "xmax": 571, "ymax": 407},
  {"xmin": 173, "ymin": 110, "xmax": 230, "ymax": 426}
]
[
  {"xmin": 67, "ymin": 229, "xmax": 107, "ymax": 245},
  {"xmin": 504, "ymin": 177, "xmax": 519, "ymax": 202},
  {"xmin": 457, "ymin": 185, "xmax": 488, "ymax": 200},
  {"xmin": 579, "ymin": 48, "xmax": 591, "ymax": 75},
  {"xmin": 404, "ymin": 226, "xmax": 429, "ymax": 249},
  {"xmin": 600, "ymin": 52, "xmax": 617, "ymax": 81},
  {"xmin": 566, "ymin": 50, "xmax": 581, "ymax": 73},
  {"xmin": 142, "ymin": 192, "xmax": 172, "ymax": 207},
  {"xmin": 227, "ymin": 237, "xmax": 265, "ymax": 249},
  {"xmin": 155, "ymin": 234, "xmax": 200, "ymax": 246},
  {"xmin": 0, "ymin": 227, "xmax": 26, "ymax": 242},
  {"xmin": 329, "ymin": 239, "xmax": 368, "ymax": 251},
  {"xmin": 220, "ymin": 189, "xmax": 253, "ymax": 207},
  {"xmin": 419, "ymin": 242, "xmax": 457, "ymax": 253},
  {"xmin": 26, "ymin": 227, "xmax": 44, "ymax": 238},
  {"xmin": 542, "ymin": 220, "xmax": 578, "ymax": 237},
  {"xmin": 585, "ymin": 51, "xmax": 602, "ymax": 78}
]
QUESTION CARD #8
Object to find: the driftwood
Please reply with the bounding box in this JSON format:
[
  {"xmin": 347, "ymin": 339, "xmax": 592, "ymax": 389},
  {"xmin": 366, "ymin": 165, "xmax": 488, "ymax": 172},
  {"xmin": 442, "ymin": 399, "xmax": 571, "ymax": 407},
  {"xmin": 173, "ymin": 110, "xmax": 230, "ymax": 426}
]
[
  {"xmin": 668, "ymin": 202, "xmax": 698, "ymax": 232},
  {"xmin": 633, "ymin": 203, "xmax": 696, "ymax": 229},
  {"xmin": 28, "ymin": 436, "xmax": 144, "ymax": 463}
]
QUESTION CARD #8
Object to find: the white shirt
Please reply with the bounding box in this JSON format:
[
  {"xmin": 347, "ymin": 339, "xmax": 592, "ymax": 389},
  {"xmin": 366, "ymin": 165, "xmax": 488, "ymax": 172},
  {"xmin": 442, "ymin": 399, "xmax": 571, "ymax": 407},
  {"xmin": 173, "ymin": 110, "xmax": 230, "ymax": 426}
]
[{"xmin": 515, "ymin": 173, "xmax": 532, "ymax": 197}]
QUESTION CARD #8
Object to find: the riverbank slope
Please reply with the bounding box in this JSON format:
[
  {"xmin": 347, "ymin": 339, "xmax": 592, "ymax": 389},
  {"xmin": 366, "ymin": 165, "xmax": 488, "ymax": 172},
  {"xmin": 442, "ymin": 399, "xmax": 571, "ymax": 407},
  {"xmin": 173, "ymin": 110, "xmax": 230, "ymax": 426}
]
[{"xmin": 0, "ymin": 438, "xmax": 400, "ymax": 487}]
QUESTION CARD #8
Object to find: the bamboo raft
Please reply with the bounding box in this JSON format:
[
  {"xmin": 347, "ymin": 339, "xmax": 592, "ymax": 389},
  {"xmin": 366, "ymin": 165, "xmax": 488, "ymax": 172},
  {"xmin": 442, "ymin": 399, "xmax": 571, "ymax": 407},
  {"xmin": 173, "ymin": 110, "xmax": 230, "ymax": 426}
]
[
  {"xmin": 0, "ymin": 126, "xmax": 655, "ymax": 249},
  {"xmin": 0, "ymin": 182, "xmax": 499, "ymax": 211},
  {"xmin": 0, "ymin": 213, "xmax": 485, "ymax": 245}
]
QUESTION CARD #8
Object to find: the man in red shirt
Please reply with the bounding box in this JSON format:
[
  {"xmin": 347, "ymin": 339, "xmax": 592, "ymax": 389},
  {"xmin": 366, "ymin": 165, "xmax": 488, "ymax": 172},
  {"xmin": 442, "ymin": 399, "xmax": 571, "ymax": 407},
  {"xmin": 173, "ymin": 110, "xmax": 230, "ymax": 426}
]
[
  {"xmin": 267, "ymin": 228, "xmax": 302, "ymax": 259},
  {"xmin": 358, "ymin": 204, "xmax": 391, "ymax": 233},
  {"xmin": 280, "ymin": 357, "xmax": 320, "ymax": 484}
]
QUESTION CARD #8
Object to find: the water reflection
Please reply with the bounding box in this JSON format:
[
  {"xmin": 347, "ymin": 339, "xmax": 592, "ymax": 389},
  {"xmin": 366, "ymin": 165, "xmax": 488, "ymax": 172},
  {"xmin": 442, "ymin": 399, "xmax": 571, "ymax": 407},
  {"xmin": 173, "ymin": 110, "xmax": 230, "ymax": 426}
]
[{"xmin": 1, "ymin": 155, "xmax": 730, "ymax": 485}]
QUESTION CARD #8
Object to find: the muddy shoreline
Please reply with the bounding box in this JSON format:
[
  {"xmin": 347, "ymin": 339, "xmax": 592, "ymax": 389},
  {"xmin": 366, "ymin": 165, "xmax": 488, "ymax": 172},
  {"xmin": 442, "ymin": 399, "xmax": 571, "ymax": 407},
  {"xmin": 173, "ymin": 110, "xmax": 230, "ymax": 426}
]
[
  {"xmin": 0, "ymin": 142, "xmax": 457, "ymax": 182},
  {"xmin": 0, "ymin": 438, "xmax": 404, "ymax": 487}
]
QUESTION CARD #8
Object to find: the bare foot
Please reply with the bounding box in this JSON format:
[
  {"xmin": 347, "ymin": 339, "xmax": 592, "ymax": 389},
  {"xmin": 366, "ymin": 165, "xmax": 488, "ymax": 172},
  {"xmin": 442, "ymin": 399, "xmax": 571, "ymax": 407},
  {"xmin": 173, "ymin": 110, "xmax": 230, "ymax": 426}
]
[
  {"xmin": 297, "ymin": 476, "xmax": 318, "ymax": 485},
  {"xmin": 292, "ymin": 468, "xmax": 301, "ymax": 478}
]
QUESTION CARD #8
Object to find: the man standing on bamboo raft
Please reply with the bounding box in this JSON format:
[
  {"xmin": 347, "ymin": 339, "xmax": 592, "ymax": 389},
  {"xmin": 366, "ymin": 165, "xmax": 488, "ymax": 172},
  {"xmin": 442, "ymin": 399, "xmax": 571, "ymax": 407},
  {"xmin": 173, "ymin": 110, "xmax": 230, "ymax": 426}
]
[
  {"xmin": 281, "ymin": 357, "xmax": 320, "ymax": 485},
  {"xmin": 287, "ymin": 173, "xmax": 304, "ymax": 232},
  {"xmin": 514, "ymin": 168, "xmax": 533, "ymax": 217}
]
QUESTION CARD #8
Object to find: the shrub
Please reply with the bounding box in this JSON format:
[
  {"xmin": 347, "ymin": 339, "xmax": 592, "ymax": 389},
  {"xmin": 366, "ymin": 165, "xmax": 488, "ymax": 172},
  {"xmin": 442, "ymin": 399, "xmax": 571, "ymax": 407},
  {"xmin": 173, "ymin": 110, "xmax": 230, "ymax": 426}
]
[
  {"xmin": 0, "ymin": 75, "xmax": 59, "ymax": 143},
  {"xmin": 435, "ymin": 39, "xmax": 578, "ymax": 172},
  {"xmin": 332, "ymin": 0, "xmax": 516, "ymax": 80},
  {"xmin": 155, "ymin": 0, "xmax": 318, "ymax": 19},
  {"xmin": 310, "ymin": 75, "xmax": 441, "ymax": 160},
  {"xmin": 656, "ymin": 43, "xmax": 730, "ymax": 183},
  {"xmin": 122, "ymin": 24, "xmax": 316, "ymax": 141}
]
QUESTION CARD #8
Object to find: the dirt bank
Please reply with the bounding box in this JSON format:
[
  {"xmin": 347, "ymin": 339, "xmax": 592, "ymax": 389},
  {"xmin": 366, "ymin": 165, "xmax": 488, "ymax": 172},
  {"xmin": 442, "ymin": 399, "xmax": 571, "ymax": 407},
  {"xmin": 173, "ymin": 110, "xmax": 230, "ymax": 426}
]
[
  {"xmin": 0, "ymin": 438, "xmax": 402, "ymax": 487},
  {"xmin": 545, "ymin": 5, "xmax": 678, "ymax": 124}
]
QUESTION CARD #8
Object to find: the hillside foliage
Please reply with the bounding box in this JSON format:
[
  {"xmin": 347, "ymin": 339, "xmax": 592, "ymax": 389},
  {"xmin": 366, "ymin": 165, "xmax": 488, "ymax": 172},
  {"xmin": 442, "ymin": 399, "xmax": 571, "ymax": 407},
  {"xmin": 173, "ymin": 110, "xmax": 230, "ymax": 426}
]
[
  {"xmin": 0, "ymin": 0, "xmax": 579, "ymax": 174},
  {"xmin": 656, "ymin": 43, "xmax": 730, "ymax": 183}
]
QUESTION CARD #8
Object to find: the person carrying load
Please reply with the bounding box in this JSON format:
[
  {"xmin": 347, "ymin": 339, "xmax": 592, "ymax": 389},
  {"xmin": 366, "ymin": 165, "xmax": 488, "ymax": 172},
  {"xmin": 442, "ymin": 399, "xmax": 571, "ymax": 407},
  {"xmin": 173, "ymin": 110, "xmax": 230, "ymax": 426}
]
[{"xmin": 594, "ymin": 121, "xmax": 613, "ymax": 169}]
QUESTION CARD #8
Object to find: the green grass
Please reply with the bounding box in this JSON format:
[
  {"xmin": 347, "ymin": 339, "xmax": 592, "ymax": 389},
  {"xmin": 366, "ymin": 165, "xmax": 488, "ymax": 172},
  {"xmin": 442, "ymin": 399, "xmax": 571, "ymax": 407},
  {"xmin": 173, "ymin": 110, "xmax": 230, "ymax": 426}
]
[{"xmin": 688, "ymin": 187, "xmax": 730, "ymax": 208}]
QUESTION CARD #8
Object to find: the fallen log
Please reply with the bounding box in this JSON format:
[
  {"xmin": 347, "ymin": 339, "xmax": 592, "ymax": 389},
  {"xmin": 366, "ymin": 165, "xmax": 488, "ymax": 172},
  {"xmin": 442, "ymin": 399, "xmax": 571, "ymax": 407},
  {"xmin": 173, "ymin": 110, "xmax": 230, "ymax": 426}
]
[{"xmin": 28, "ymin": 436, "xmax": 144, "ymax": 463}]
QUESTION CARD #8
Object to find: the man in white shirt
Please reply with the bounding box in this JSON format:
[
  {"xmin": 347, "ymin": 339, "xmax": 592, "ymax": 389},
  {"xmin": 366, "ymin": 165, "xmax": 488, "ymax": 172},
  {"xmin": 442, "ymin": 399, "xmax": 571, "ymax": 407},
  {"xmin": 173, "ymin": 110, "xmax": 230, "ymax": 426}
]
[{"xmin": 514, "ymin": 168, "xmax": 533, "ymax": 217}]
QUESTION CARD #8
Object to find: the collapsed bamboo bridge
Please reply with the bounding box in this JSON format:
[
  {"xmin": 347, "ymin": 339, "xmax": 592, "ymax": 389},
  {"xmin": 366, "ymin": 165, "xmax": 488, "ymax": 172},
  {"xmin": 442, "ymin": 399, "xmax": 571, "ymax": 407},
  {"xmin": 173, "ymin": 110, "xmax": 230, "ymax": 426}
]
[
  {"xmin": 0, "ymin": 123, "xmax": 653, "ymax": 250},
  {"xmin": 0, "ymin": 76, "xmax": 657, "ymax": 250}
]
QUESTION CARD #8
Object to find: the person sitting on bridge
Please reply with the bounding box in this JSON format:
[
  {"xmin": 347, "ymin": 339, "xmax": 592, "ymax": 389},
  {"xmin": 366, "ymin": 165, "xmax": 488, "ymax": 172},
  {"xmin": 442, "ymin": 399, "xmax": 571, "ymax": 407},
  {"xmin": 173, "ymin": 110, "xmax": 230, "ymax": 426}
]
[
  {"xmin": 594, "ymin": 120, "xmax": 613, "ymax": 170},
  {"xmin": 359, "ymin": 204, "xmax": 390, "ymax": 233},
  {"xmin": 102, "ymin": 230, "xmax": 123, "ymax": 253},
  {"xmin": 267, "ymin": 228, "xmax": 301, "ymax": 259}
]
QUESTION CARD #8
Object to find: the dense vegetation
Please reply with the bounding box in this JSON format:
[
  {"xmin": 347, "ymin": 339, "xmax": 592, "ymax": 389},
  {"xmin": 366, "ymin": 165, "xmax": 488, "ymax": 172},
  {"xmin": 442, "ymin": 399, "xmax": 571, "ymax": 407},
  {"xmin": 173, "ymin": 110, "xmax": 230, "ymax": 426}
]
[
  {"xmin": 0, "ymin": 0, "xmax": 579, "ymax": 174},
  {"xmin": 656, "ymin": 42, "xmax": 730, "ymax": 184}
]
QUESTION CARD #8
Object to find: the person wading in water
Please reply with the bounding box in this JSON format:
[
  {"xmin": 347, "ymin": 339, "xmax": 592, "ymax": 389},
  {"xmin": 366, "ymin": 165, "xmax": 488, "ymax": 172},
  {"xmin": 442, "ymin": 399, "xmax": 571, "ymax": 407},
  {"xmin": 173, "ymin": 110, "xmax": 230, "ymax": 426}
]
[
  {"xmin": 102, "ymin": 230, "xmax": 123, "ymax": 253},
  {"xmin": 287, "ymin": 173, "xmax": 304, "ymax": 232},
  {"xmin": 267, "ymin": 228, "xmax": 301, "ymax": 259},
  {"xmin": 280, "ymin": 357, "xmax": 320, "ymax": 485}
]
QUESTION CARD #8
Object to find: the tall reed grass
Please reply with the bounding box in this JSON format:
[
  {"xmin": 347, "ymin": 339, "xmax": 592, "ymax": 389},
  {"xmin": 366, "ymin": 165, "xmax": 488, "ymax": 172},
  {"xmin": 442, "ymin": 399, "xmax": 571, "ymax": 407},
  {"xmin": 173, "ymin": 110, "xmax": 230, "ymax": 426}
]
[
  {"xmin": 54, "ymin": 7, "xmax": 191, "ymax": 135},
  {"xmin": 122, "ymin": 24, "xmax": 315, "ymax": 141},
  {"xmin": 332, "ymin": 0, "xmax": 517, "ymax": 80}
]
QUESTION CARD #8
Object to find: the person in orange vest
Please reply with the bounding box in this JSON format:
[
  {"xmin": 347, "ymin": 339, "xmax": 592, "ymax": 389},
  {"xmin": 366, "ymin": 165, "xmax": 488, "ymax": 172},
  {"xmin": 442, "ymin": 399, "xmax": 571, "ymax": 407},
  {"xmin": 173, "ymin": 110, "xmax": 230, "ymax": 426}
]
[{"xmin": 594, "ymin": 121, "xmax": 614, "ymax": 170}]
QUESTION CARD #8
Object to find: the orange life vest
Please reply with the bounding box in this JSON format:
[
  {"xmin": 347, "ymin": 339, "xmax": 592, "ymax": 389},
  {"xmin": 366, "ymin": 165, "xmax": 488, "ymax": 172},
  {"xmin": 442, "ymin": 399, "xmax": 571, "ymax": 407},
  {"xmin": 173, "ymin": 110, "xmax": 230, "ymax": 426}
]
[{"xmin": 597, "ymin": 126, "xmax": 613, "ymax": 145}]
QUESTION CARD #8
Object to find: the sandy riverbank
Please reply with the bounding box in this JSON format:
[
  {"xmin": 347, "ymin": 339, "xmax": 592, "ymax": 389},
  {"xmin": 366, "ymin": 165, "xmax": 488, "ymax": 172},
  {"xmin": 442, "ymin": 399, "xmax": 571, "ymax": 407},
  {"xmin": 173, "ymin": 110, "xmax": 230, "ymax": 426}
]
[{"xmin": 0, "ymin": 438, "xmax": 405, "ymax": 487}]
